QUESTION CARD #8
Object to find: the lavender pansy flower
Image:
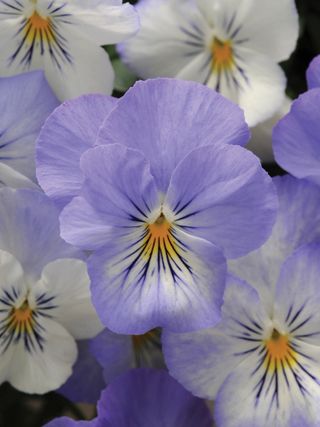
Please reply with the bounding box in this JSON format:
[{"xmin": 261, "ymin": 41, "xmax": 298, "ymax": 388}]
[
  {"xmin": 273, "ymin": 55, "xmax": 320, "ymax": 185},
  {"xmin": 44, "ymin": 369, "xmax": 212, "ymax": 427},
  {"xmin": 0, "ymin": 188, "xmax": 102, "ymax": 394},
  {"xmin": 163, "ymin": 175, "xmax": 320, "ymax": 427},
  {"xmin": 119, "ymin": 0, "xmax": 298, "ymax": 126},
  {"xmin": 0, "ymin": 70, "xmax": 58, "ymax": 189},
  {"xmin": 37, "ymin": 79, "xmax": 277, "ymax": 334},
  {"xmin": 0, "ymin": 0, "xmax": 139, "ymax": 100}
]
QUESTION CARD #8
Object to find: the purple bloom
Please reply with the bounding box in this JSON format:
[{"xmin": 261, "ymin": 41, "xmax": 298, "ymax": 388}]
[
  {"xmin": 37, "ymin": 79, "xmax": 277, "ymax": 334},
  {"xmin": 273, "ymin": 55, "xmax": 320, "ymax": 185},
  {"xmin": 0, "ymin": 70, "xmax": 58, "ymax": 189},
  {"xmin": 44, "ymin": 368, "xmax": 212, "ymax": 427},
  {"xmin": 163, "ymin": 175, "xmax": 320, "ymax": 427}
]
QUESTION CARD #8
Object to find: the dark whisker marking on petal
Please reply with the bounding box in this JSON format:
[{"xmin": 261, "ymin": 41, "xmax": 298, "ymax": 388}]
[{"xmin": 290, "ymin": 315, "xmax": 313, "ymax": 334}]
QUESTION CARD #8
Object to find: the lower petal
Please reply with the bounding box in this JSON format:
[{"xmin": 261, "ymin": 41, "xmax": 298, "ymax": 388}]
[{"xmin": 88, "ymin": 229, "xmax": 226, "ymax": 334}]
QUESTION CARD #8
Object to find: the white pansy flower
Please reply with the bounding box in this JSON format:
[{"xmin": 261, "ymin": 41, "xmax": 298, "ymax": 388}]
[
  {"xmin": 119, "ymin": 0, "xmax": 298, "ymax": 126},
  {"xmin": 0, "ymin": 188, "xmax": 102, "ymax": 394},
  {"xmin": 0, "ymin": 0, "xmax": 139, "ymax": 100}
]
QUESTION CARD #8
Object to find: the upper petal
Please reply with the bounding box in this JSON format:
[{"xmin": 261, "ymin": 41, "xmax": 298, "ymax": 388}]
[
  {"xmin": 307, "ymin": 55, "xmax": 320, "ymax": 89},
  {"xmin": 273, "ymin": 89, "xmax": 320, "ymax": 186},
  {"xmin": 97, "ymin": 78, "xmax": 250, "ymax": 192},
  {"xmin": 36, "ymin": 94, "xmax": 117, "ymax": 208}
]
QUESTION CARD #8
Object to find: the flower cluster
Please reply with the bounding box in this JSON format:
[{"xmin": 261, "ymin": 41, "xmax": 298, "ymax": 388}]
[{"xmin": 1, "ymin": 1, "xmax": 320, "ymax": 426}]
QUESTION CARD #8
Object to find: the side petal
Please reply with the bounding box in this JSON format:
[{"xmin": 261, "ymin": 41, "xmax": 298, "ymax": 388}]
[
  {"xmin": 235, "ymin": 48, "xmax": 287, "ymax": 126},
  {"xmin": 307, "ymin": 55, "xmax": 320, "ymax": 89},
  {"xmin": 88, "ymin": 230, "xmax": 226, "ymax": 334},
  {"xmin": 44, "ymin": 419, "xmax": 93, "ymax": 427},
  {"xmin": 0, "ymin": 71, "xmax": 58, "ymax": 181},
  {"xmin": 37, "ymin": 94, "xmax": 117, "ymax": 207},
  {"xmin": 273, "ymin": 89, "xmax": 320, "ymax": 186},
  {"xmin": 43, "ymin": 35, "xmax": 115, "ymax": 101},
  {"xmin": 275, "ymin": 243, "xmax": 320, "ymax": 347},
  {"xmin": 0, "ymin": 188, "xmax": 82, "ymax": 279},
  {"xmin": 8, "ymin": 318, "xmax": 77, "ymax": 394},
  {"xmin": 229, "ymin": 175, "xmax": 320, "ymax": 304},
  {"xmin": 36, "ymin": 259, "xmax": 103, "ymax": 339},
  {"xmin": 97, "ymin": 78, "xmax": 250, "ymax": 192},
  {"xmin": 60, "ymin": 197, "xmax": 112, "ymax": 250},
  {"xmin": 0, "ymin": 163, "xmax": 39, "ymax": 190},
  {"xmin": 165, "ymin": 144, "xmax": 277, "ymax": 258},
  {"xmin": 79, "ymin": 144, "xmax": 159, "ymax": 226},
  {"xmin": 163, "ymin": 276, "xmax": 268, "ymax": 400}
]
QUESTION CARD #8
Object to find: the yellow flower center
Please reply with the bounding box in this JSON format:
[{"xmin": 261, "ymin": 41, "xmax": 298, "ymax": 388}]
[
  {"xmin": 211, "ymin": 37, "xmax": 234, "ymax": 73},
  {"xmin": 264, "ymin": 329, "xmax": 297, "ymax": 372},
  {"xmin": 143, "ymin": 213, "xmax": 178, "ymax": 260},
  {"xmin": 9, "ymin": 300, "xmax": 34, "ymax": 334},
  {"xmin": 25, "ymin": 11, "xmax": 54, "ymax": 44}
]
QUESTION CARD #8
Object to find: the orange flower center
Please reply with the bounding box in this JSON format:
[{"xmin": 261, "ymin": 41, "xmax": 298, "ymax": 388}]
[
  {"xmin": 211, "ymin": 37, "xmax": 234, "ymax": 72},
  {"xmin": 9, "ymin": 300, "xmax": 34, "ymax": 334},
  {"xmin": 264, "ymin": 329, "xmax": 297, "ymax": 372},
  {"xmin": 25, "ymin": 11, "xmax": 54, "ymax": 44},
  {"xmin": 143, "ymin": 213, "xmax": 178, "ymax": 260}
]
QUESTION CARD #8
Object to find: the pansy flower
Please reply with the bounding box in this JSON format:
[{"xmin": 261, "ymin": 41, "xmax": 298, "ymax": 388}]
[
  {"xmin": 0, "ymin": 188, "xmax": 102, "ymax": 394},
  {"xmin": 0, "ymin": 70, "xmax": 58, "ymax": 189},
  {"xmin": 36, "ymin": 79, "xmax": 277, "ymax": 334},
  {"xmin": 44, "ymin": 369, "xmax": 212, "ymax": 427},
  {"xmin": 273, "ymin": 55, "xmax": 320, "ymax": 185},
  {"xmin": 119, "ymin": 0, "xmax": 298, "ymax": 126},
  {"xmin": 0, "ymin": 0, "xmax": 139, "ymax": 100},
  {"xmin": 163, "ymin": 175, "xmax": 320, "ymax": 427}
]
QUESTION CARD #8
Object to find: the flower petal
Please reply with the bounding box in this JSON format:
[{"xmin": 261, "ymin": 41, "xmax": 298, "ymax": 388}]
[
  {"xmin": 43, "ymin": 35, "xmax": 115, "ymax": 101},
  {"xmin": 69, "ymin": 2, "xmax": 139, "ymax": 45},
  {"xmin": 273, "ymin": 89, "xmax": 320, "ymax": 185},
  {"xmin": 0, "ymin": 163, "xmax": 39, "ymax": 190},
  {"xmin": 229, "ymin": 175, "xmax": 320, "ymax": 303},
  {"xmin": 163, "ymin": 275, "xmax": 268, "ymax": 400},
  {"xmin": 165, "ymin": 144, "xmax": 277, "ymax": 258},
  {"xmin": 36, "ymin": 94, "xmax": 116, "ymax": 207},
  {"xmin": 35, "ymin": 259, "xmax": 103, "ymax": 339},
  {"xmin": 59, "ymin": 340, "xmax": 105, "ymax": 404},
  {"xmin": 80, "ymin": 144, "xmax": 160, "ymax": 226},
  {"xmin": 0, "ymin": 188, "xmax": 81, "ymax": 279},
  {"xmin": 97, "ymin": 78, "xmax": 250, "ymax": 192},
  {"xmin": 307, "ymin": 55, "xmax": 320, "ymax": 89},
  {"xmin": 0, "ymin": 71, "xmax": 58, "ymax": 181},
  {"xmin": 88, "ymin": 229, "xmax": 226, "ymax": 334},
  {"xmin": 98, "ymin": 369, "xmax": 212, "ymax": 427},
  {"xmin": 8, "ymin": 317, "xmax": 77, "ymax": 394},
  {"xmin": 60, "ymin": 196, "xmax": 112, "ymax": 250}
]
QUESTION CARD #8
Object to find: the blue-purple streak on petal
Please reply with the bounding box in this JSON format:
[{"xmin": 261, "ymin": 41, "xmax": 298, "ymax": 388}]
[
  {"xmin": 166, "ymin": 143, "xmax": 278, "ymax": 258},
  {"xmin": 97, "ymin": 78, "xmax": 250, "ymax": 192},
  {"xmin": 0, "ymin": 70, "xmax": 58, "ymax": 181},
  {"xmin": 98, "ymin": 368, "xmax": 212, "ymax": 427},
  {"xmin": 36, "ymin": 94, "xmax": 117, "ymax": 208},
  {"xmin": 307, "ymin": 55, "xmax": 320, "ymax": 89},
  {"xmin": 88, "ymin": 231, "xmax": 226, "ymax": 334},
  {"xmin": 59, "ymin": 340, "xmax": 105, "ymax": 404},
  {"xmin": 0, "ymin": 188, "xmax": 82, "ymax": 279},
  {"xmin": 273, "ymin": 89, "xmax": 320, "ymax": 186}
]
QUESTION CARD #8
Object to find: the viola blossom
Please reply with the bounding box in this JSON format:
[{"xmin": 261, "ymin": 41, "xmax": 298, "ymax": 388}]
[
  {"xmin": 44, "ymin": 369, "xmax": 212, "ymax": 427},
  {"xmin": 0, "ymin": 70, "xmax": 58, "ymax": 189},
  {"xmin": 163, "ymin": 175, "xmax": 320, "ymax": 427},
  {"xmin": 273, "ymin": 55, "xmax": 320, "ymax": 186},
  {"xmin": 119, "ymin": 0, "xmax": 298, "ymax": 126},
  {"xmin": 0, "ymin": 0, "xmax": 139, "ymax": 100},
  {"xmin": 36, "ymin": 79, "xmax": 277, "ymax": 334},
  {"xmin": 0, "ymin": 188, "xmax": 102, "ymax": 394}
]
